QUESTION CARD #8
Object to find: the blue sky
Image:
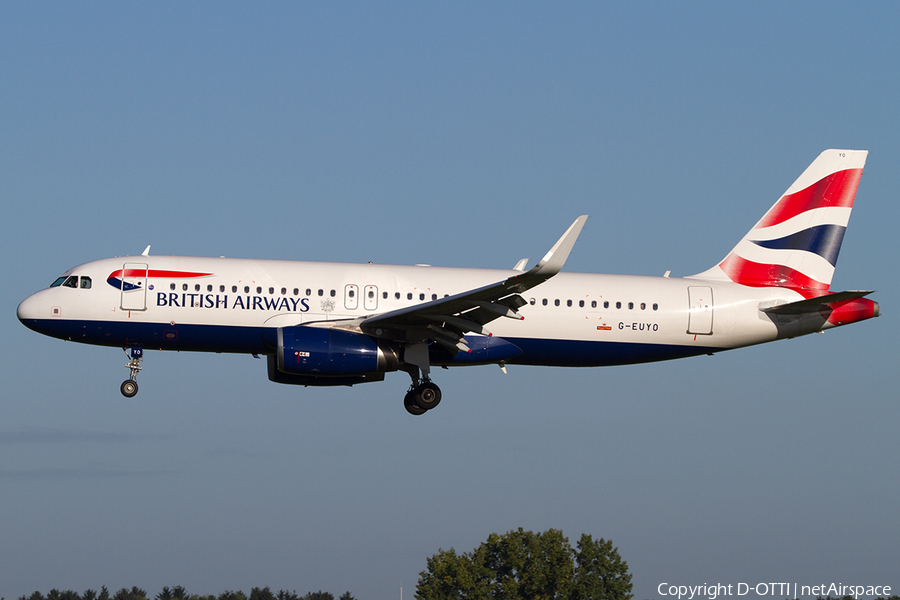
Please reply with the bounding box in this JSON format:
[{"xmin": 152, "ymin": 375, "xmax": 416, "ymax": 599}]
[{"xmin": 2, "ymin": 3, "xmax": 898, "ymax": 599}]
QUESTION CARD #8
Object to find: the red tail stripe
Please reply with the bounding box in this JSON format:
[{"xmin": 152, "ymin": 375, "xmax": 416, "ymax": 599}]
[
  {"xmin": 755, "ymin": 168, "xmax": 862, "ymax": 229},
  {"xmin": 719, "ymin": 254, "xmax": 827, "ymax": 293}
]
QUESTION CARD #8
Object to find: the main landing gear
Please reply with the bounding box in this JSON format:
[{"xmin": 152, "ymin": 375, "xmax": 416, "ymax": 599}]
[
  {"xmin": 121, "ymin": 347, "xmax": 143, "ymax": 398},
  {"xmin": 401, "ymin": 364, "xmax": 442, "ymax": 416}
]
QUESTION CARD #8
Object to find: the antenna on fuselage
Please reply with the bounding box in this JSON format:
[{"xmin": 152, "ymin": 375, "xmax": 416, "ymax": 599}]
[{"xmin": 141, "ymin": 245, "xmax": 151, "ymax": 256}]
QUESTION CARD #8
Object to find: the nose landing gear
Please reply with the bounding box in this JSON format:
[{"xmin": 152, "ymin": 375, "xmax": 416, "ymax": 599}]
[{"xmin": 121, "ymin": 347, "xmax": 143, "ymax": 398}]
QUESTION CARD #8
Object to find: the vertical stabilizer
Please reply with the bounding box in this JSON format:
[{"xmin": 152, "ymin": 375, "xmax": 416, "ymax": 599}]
[{"xmin": 689, "ymin": 149, "xmax": 867, "ymax": 291}]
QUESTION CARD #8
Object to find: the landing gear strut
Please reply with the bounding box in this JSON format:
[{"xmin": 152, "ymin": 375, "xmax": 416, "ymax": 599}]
[{"xmin": 121, "ymin": 347, "xmax": 143, "ymax": 398}]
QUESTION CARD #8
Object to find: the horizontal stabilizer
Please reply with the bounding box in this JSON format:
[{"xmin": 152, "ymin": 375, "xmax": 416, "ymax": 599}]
[{"xmin": 760, "ymin": 290, "xmax": 874, "ymax": 315}]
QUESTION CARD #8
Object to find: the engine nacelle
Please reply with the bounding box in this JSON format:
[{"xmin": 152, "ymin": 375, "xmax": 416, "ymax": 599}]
[{"xmin": 276, "ymin": 326, "xmax": 399, "ymax": 377}]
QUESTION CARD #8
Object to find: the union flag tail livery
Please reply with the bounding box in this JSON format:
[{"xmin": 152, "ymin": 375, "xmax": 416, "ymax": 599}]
[
  {"xmin": 18, "ymin": 149, "xmax": 879, "ymax": 415},
  {"xmin": 692, "ymin": 149, "xmax": 866, "ymax": 291}
]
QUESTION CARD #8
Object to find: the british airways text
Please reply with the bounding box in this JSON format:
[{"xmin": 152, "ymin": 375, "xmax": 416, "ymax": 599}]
[{"xmin": 157, "ymin": 293, "xmax": 310, "ymax": 312}]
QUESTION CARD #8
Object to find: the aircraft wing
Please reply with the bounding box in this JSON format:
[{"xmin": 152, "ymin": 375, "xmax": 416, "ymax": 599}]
[{"xmin": 318, "ymin": 216, "xmax": 587, "ymax": 354}]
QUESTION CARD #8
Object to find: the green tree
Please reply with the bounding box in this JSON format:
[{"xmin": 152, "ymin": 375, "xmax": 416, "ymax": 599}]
[
  {"xmin": 416, "ymin": 546, "xmax": 492, "ymax": 599},
  {"xmin": 416, "ymin": 528, "xmax": 633, "ymax": 600},
  {"xmin": 302, "ymin": 593, "xmax": 333, "ymax": 600},
  {"xmin": 249, "ymin": 589, "xmax": 274, "ymax": 600},
  {"xmin": 338, "ymin": 593, "xmax": 355, "ymax": 600},
  {"xmin": 571, "ymin": 535, "xmax": 633, "ymax": 600},
  {"xmin": 113, "ymin": 588, "xmax": 147, "ymax": 600}
]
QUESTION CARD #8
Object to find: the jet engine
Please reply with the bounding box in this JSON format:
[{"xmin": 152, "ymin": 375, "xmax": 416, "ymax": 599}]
[{"xmin": 268, "ymin": 326, "xmax": 400, "ymax": 386}]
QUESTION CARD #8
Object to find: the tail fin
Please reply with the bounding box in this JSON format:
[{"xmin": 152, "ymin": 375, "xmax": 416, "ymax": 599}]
[{"xmin": 690, "ymin": 149, "xmax": 867, "ymax": 291}]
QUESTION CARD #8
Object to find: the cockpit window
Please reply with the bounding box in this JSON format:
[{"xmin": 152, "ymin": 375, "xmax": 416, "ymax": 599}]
[{"xmin": 50, "ymin": 275, "xmax": 91, "ymax": 289}]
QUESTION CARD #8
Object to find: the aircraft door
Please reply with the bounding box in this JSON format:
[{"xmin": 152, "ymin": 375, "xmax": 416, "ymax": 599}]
[
  {"xmin": 687, "ymin": 286, "xmax": 713, "ymax": 335},
  {"xmin": 120, "ymin": 262, "xmax": 148, "ymax": 311},
  {"xmin": 364, "ymin": 285, "xmax": 378, "ymax": 310}
]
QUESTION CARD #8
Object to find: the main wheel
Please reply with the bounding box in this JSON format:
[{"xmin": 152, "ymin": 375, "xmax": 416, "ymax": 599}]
[
  {"xmin": 120, "ymin": 379, "xmax": 138, "ymax": 398},
  {"xmin": 404, "ymin": 390, "xmax": 427, "ymax": 415},
  {"xmin": 414, "ymin": 382, "xmax": 442, "ymax": 410}
]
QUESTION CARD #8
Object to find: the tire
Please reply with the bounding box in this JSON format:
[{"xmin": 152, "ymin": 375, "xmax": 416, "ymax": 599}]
[
  {"xmin": 120, "ymin": 380, "xmax": 138, "ymax": 398},
  {"xmin": 414, "ymin": 382, "xmax": 441, "ymax": 410},
  {"xmin": 404, "ymin": 390, "xmax": 427, "ymax": 415}
]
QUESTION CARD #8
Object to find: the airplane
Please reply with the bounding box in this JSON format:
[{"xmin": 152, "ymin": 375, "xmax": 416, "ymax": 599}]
[{"xmin": 17, "ymin": 149, "xmax": 879, "ymax": 415}]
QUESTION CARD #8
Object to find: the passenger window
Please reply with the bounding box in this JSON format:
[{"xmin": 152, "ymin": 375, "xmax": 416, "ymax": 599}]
[
  {"xmin": 293, "ymin": 288, "xmax": 299, "ymax": 295},
  {"xmin": 628, "ymin": 302, "xmax": 634, "ymax": 310},
  {"xmin": 170, "ymin": 283, "xmax": 176, "ymax": 291},
  {"xmin": 554, "ymin": 299, "xmax": 560, "ymax": 306},
  {"xmin": 330, "ymin": 289, "xmax": 336, "ymax": 297},
  {"xmin": 407, "ymin": 293, "xmax": 413, "ymax": 300},
  {"xmin": 306, "ymin": 289, "xmax": 311, "ymax": 296},
  {"xmin": 395, "ymin": 292, "xmax": 400, "ymax": 299},
  {"xmin": 257, "ymin": 287, "xmax": 262, "ymax": 294},
  {"xmin": 269, "ymin": 287, "xmax": 274, "ymax": 294},
  {"xmin": 579, "ymin": 300, "xmax": 584, "ymax": 308},
  {"xmin": 567, "ymin": 300, "xmax": 572, "ymax": 307},
  {"xmin": 529, "ymin": 298, "xmax": 535, "ymax": 305},
  {"xmin": 432, "ymin": 294, "xmax": 437, "ymax": 300},
  {"xmin": 220, "ymin": 285, "xmax": 225, "ymax": 293},
  {"xmin": 80, "ymin": 276, "xmax": 92, "ymax": 289},
  {"xmin": 244, "ymin": 286, "xmax": 250, "ymax": 293},
  {"xmin": 382, "ymin": 291, "xmax": 388, "ymax": 299},
  {"xmin": 281, "ymin": 288, "xmax": 287, "ymax": 295},
  {"xmin": 349, "ymin": 289, "xmax": 355, "ymax": 298},
  {"xmin": 604, "ymin": 301, "xmax": 609, "ymax": 308},
  {"xmin": 232, "ymin": 285, "xmax": 238, "ymax": 293},
  {"xmin": 542, "ymin": 299, "xmax": 548, "ymax": 306},
  {"xmin": 591, "ymin": 301, "xmax": 597, "ymax": 308},
  {"xmin": 183, "ymin": 283, "xmax": 188, "ymax": 291},
  {"xmin": 640, "ymin": 303, "xmax": 646, "ymax": 310},
  {"xmin": 616, "ymin": 302, "xmax": 621, "ymax": 309},
  {"xmin": 653, "ymin": 303, "xmax": 659, "ymax": 311},
  {"xmin": 195, "ymin": 284, "xmax": 201, "ymax": 292}
]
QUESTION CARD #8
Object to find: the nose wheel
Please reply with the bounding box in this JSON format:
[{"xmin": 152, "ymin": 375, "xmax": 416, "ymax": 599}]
[
  {"xmin": 121, "ymin": 347, "xmax": 143, "ymax": 398},
  {"xmin": 120, "ymin": 379, "xmax": 139, "ymax": 398}
]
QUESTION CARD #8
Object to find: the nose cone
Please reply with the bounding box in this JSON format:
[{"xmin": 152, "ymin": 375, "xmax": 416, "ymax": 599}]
[{"xmin": 17, "ymin": 292, "xmax": 46, "ymax": 332}]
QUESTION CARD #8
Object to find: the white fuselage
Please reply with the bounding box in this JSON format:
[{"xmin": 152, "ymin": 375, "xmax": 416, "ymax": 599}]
[{"xmin": 18, "ymin": 254, "xmax": 809, "ymax": 366}]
